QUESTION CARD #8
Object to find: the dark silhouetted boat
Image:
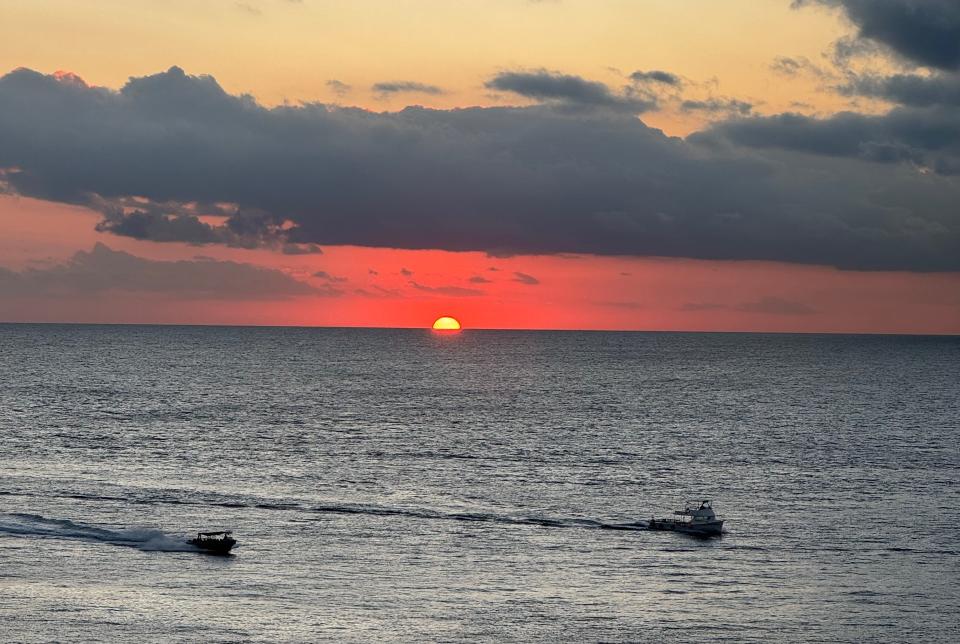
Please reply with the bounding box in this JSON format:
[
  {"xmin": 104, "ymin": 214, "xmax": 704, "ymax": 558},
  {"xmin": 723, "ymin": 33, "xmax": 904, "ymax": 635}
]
[
  {"xmin": 648, "ymin": 500, "xmax": 724, "ymax": 537},
  {"xmin": 187, "ymin": 530, "xmax": 236, "ymax": 554}
]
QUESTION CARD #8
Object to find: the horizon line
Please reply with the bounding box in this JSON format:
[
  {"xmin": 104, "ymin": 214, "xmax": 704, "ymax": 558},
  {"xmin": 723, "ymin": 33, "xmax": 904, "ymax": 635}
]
[{"xmin": 0, "ymin": 320, "xmax": 957, "ymax": 338}]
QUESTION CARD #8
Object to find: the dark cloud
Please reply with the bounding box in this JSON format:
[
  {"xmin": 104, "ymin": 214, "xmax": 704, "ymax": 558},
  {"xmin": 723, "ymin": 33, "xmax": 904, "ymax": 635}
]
[
  {"xmin": 468, "ymin": 275, "xmax": 492, "ymax": 284},
  {"xmin": 794, "ymin": 0, "xmax": 960, "ymax": 70},
  {"xmin": 840, "ymin": 72, "xmax": 960, "ymax": 107},
  {"xmin": 681, "ymin": 98, "xmax": 753, "ymax": 115},
  {"xmin": 0, "ymin": 243, "xmax": 324, "ymax": 299},
  {"xmin": 91, "ymin": 199, "xmax": 303, "ymax": 251},
  {"xmin": 94, "ymin": 207, "xmax": 221, "ymax": 244},
  {"xmin": 829, "ymin": 33, "xmax": 885, "ymax": 66},
  {"xmin": 409, "ymin": 281, "xmax": 484, "ymax": 297},
  {"xmin": 701, "ymin": 106, "xmax": 960, "ymax": 174},
  {"xmin": 629, "ymin": 70, "xmax": 683, "ymax": 87},
  {"xmin": 281, "ymin": 243, "xmax": 323, "ymax": 255},
  {"xmin": 485, "ymin": 70, "xmax": 655, "ymax": 111},
  {"xmin": 372, "ymin": 81, "xmax": 443, "ymax": 95},
  {"xmin": 400, "ymin": 268, "xmax": 413, "ymax": 276},
  {"xmin": 1, "ymin": 67, "xmax": 960, "ymax": 271},
  {"xmin": 512, "ymin": 271, "xmax": 540, "ymax": 285}
]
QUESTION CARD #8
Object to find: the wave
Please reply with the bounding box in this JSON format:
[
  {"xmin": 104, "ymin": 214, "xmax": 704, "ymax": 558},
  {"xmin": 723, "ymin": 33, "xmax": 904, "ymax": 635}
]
[{"xmin": 0, "ymin": 513, "xmax": 200, "ymax": 552}]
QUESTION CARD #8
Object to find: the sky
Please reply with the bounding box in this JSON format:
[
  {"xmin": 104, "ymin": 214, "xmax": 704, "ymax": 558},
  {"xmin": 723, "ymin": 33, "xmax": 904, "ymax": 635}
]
[{"xmin": 1, "ymin": 0, "xmax": 958, "ymax": 332}]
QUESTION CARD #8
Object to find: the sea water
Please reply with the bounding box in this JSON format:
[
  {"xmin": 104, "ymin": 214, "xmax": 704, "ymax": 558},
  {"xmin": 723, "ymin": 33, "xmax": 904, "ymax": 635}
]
[{"xmin": 0, "ymin": 324, "xmax": 958, "ymax": 642}]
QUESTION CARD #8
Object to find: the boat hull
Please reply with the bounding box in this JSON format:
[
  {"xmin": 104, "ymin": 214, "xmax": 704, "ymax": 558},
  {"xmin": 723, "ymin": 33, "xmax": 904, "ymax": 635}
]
[
  {"xmin": 648, "ymin": 519, "xmax": 723, "ymax": 538},
  {"xmin": 187, "ymin": 538, "xmax": 236, "ymax": 555}
]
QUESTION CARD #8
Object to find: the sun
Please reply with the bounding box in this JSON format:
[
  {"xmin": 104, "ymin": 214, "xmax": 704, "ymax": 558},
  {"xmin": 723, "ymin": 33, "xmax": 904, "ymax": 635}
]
[{"xmin": 432, "ymin": 316, "xmax": 462, "ymax": 331}]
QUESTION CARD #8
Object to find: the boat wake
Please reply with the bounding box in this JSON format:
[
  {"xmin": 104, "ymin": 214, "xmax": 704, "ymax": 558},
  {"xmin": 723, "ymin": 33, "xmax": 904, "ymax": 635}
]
[
  {"xmin": 3, "ymin": 487, "xmax": 659, "ymax": 533},
  {"xmin": 0, "ymin": 513, "xmax": 200, "ymax": 552},
  {"xmin": 599, "ymin": 521, "xmax": 651, "ymax": 531},
  {"xmin": 306, "ymin": 502, "xmax": 653, "ymax": 532},
  {"xmin": 305, "ymin": 502, "xmax": 599, "ymax": 529}
]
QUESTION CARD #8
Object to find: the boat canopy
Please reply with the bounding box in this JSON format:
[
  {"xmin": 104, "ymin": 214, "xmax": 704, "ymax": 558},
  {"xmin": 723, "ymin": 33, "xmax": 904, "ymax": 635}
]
[
  {"xmin": 674, "ymin": 501, "xmax": 716, "ymax": 519},
  {"xmin": 197, "ymin": 531, "xmax": 232, "ymax": 537}
]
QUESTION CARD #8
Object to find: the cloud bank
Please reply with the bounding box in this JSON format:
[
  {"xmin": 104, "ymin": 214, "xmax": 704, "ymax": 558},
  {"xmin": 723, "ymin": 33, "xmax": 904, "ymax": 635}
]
[
  {"xmin": 793, "ymin": 0, "xmax": 960, "ymax": 70},
  {"xmin": 708, "ymin": 0, "xmax": 960, "ymax": 182},
  {"xmin": 0, "ymin": 243, "xmax": 322, "ymax": 299},
  {"xmin": 1, "ymin": 66, "xmax": 959, "ymax": 271}
]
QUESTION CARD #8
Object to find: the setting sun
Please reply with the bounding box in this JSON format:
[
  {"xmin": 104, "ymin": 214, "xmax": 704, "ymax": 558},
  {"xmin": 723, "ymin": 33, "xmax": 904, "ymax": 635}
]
[{"xmin": 432, "ymin": 316, "xmax": 462, "ymax": 331}]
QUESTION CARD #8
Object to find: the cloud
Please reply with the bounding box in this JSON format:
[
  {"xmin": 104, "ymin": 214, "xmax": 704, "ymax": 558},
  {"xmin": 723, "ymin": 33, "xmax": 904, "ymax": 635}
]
[
  {"xmin": 326, "ymin": 79, "xmax": 351, "ymax": 96},
  {"xmin": 1, "ymin": 66, "xmax": 960, "ymax": 271},
  {"xmin": 91, "ymin": 198, "xmax": 301, "ymax": 250},
  {"xmin": 354, "ymin": 284, "xmax": 400, "ymax": 298},
  {"xmin": 681, "ymin": 98, "xmax": 753, "ymax": 115},
  {"xmin": 512, "ymin": 271, "xmax": 540, "ymax": 285},
  {"xmin": 700, "ymin": 106, "xmax": 960, "ymax": 174},
  {"xmin": 409, "ymin": 281, "xmax": 484, "ymax": 297},
  {"xmin": 770, "ymin": 56, "xmax": 829, "ymax": 79},
  {"xmin": 840, "ymin": 72, "xmax": 960, "ymax": 107},
  {"xmin": 629, "ymin": 70, "xmax": 683, "ymax": 87},
  {"xmin": 400, "ymin": 268, "xmax": 413, "ymax": 276},
  {"xmin": 313, "ymin": 270, "xmax": 347, "ymax": 283},
  {"xmin": 771, "ymin": 56, "xmax": 805, "ymax": 77},
  {"xmin": 0, "ymin": 243, "xmax": 325, "ymax": 300},
  {"xmin": 485, "ymin": 70, "xmax": 656, "ymax": 111},
  {"xmin": 468, "ymin": 275, "xmax": 491, "ymax": 283},
  {"xmin": 372, "ymin": 81, "xmax": 443, "ymax": 95},
  {"xmin": 281, "ymin": 243, "xmax": 322, "ymax": 255},
  {"xmin": 793, "ymin": 0, "xmax": 960, "ymax": 70}
]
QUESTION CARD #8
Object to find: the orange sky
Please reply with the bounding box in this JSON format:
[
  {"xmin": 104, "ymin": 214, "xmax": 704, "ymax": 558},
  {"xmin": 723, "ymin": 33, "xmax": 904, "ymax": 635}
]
[{"xmin": 0, "ymin": 1, "xmax": 957, "ymax": 333}]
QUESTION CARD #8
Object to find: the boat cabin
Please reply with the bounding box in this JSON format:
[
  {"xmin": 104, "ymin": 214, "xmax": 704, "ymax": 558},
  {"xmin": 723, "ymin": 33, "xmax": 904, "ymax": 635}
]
[
  {"xmin": 194, "ymin": 530, "xmax": 233, "ymax": 541},
  {"xmin": 674, "ymin": 500, "xmax": 717, "ymax": 523},
  {"xmin": 187, "ymin": 530, "xmax": 237, "ymax": 554}
]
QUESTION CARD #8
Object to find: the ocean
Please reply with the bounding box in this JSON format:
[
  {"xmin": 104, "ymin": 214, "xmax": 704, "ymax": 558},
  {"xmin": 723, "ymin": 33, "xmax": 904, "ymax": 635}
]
[{"xmin": 0, "ymin": 324, "xmax": 957, "ymax": 642}]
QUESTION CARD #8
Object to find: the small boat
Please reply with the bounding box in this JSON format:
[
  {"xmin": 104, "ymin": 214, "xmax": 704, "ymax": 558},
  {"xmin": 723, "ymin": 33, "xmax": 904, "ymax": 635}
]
[
  {"xmin": 648, "ymin": 500, "xmax": 724, "ymax": 537},
  {"xmin": 187, "ymin": 530, "xmax": 236, "ymax": 555}
]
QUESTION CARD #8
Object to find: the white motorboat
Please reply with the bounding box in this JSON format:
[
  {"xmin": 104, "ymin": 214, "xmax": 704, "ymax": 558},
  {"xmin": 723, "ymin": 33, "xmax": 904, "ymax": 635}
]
[{"xmin": 648, "ymin": 500, "xmax": 724, "ymax": 537}]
